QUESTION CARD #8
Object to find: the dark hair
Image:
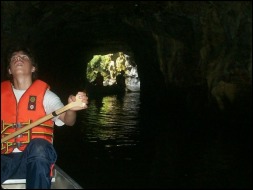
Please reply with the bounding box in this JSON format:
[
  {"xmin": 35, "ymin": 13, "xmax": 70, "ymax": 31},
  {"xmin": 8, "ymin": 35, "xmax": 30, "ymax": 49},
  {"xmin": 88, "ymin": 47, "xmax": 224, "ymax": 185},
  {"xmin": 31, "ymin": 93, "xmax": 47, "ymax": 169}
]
[{"xmin": 6, "ymin": 45, "xmax": 38, "ymax": 82}]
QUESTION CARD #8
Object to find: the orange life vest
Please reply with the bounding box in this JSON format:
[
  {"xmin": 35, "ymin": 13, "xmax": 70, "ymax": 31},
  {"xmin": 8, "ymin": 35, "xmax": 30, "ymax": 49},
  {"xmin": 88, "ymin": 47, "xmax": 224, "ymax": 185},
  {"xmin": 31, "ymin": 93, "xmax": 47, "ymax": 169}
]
[{"xmin": 1, "ymin": 80, "xmax": 54, "ymax": 154}]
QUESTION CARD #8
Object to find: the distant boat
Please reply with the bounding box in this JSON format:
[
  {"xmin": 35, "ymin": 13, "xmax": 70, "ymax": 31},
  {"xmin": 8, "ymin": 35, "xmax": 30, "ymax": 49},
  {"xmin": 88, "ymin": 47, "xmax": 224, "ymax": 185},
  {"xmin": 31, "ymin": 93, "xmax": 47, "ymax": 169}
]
[
  {"xmin": 86, "ymin": 81, "xmax": 125, "ymax": 96},
  {"xmin": 1, "ymin": 164, "xmax": 83, "ymax": 189}
]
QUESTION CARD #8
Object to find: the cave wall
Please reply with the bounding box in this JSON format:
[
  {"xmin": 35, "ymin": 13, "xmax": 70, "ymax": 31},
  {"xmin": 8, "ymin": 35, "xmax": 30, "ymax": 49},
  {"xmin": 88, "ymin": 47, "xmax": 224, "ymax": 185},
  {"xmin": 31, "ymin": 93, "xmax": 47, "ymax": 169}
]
[
  {"xmin": 121, "ymin": 1, "xmax": 252, "ymax": 110},
  {"xmin": 1, "ymin": 1, "xmax": 252, "ymax": 110}
]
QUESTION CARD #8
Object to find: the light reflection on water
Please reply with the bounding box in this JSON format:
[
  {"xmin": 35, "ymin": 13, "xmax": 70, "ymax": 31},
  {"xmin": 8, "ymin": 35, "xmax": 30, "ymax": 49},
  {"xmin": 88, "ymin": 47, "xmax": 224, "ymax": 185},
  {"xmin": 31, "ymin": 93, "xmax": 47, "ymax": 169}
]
[{"xmin": 80, "ymin": 92, "xmax": 141, "ymax": 149}]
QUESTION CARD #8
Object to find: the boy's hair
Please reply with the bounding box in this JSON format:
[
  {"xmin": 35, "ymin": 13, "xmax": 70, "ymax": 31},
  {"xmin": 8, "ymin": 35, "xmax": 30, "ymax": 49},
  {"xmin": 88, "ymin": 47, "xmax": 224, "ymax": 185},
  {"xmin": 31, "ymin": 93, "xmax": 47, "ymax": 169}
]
[{"xmin": 6, "ymin": 45, "xmax": 38, "ymax": 82}]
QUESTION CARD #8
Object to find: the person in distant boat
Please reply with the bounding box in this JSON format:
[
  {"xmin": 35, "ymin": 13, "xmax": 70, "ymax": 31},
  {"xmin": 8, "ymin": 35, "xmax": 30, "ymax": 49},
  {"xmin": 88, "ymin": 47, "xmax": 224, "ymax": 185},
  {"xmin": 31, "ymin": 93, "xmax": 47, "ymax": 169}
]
[
  {"xmin": 93, "ymin": 72, "xmax": 104, "ymax": 86},
  {"xmin": 116, "ymin": 70, "xmax": 126, "ymax": 89},
  {"xmin": 1, "ymin": 45, "xmax": 88, "ymax": 189}
]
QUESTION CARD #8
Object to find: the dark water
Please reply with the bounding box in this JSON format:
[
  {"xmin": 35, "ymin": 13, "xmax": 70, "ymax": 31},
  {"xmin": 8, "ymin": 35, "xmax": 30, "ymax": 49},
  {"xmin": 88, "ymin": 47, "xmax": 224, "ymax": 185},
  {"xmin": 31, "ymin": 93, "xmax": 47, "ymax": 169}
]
[
  {"xmin": 53, "ymin": 90, "xmax": 252, "ymax": 189},
  {"xmin": 54, "ymin": 92, "xmax": 148, "ymax": 188}
]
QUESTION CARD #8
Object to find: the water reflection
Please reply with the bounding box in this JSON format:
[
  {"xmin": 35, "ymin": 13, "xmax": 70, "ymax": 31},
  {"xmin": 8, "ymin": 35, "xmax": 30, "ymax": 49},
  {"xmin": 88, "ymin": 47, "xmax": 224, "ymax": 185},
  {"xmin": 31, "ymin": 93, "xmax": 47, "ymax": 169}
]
[
  {"xmin": 80, "ymin": 92, "xmax": 141, "ymax": 148},
  {"xmin": 55, "ymin": 88, "xmax": 251, "ymax": 188}
]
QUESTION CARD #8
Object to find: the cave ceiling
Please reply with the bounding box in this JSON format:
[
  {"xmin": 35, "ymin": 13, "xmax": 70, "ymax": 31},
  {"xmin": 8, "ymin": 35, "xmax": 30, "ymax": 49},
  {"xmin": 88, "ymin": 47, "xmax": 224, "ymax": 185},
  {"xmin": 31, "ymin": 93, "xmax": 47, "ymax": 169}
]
[
  {"xmin": 1, "ymin": 1, "xmax": 208, "ymax": 51},
  {"xmin": 1, "ymin": 1, "xmax": 252, "ymax": 94}
]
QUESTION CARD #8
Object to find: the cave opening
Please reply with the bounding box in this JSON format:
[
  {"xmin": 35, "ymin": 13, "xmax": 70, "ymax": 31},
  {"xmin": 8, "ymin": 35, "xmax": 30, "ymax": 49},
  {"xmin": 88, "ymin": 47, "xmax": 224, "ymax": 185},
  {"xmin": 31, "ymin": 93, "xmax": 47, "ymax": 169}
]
[{"xmin": 85, "ymin": 51, "xmax": 140, "ymax": 94}]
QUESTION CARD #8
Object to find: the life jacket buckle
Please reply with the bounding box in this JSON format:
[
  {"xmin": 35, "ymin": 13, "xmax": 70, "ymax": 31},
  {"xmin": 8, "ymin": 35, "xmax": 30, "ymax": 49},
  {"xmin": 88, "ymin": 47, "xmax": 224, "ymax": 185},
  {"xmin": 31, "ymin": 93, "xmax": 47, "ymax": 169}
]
[
  {"xmin": 12, "ymin": 123, "xmax": 22, "ymax": 128},
  {"xmin": 13, "ymin": 142, "xmax": 22, "ymax": 148}
]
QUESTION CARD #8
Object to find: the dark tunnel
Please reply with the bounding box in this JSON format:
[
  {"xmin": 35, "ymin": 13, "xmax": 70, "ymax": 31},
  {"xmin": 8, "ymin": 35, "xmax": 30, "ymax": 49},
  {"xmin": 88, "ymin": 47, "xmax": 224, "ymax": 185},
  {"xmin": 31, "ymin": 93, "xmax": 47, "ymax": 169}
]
[{"xmin": 1, "ymin": 1, "xmax": 252, "ymax": 189}]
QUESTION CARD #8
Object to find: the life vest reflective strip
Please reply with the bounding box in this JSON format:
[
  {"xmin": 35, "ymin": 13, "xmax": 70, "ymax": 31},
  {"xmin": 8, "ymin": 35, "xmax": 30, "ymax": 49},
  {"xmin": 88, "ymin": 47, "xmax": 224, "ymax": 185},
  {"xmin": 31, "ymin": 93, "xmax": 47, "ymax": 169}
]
[{"xmin": 1, "ymin": 80, "xmax": 54, "ymax": 154}]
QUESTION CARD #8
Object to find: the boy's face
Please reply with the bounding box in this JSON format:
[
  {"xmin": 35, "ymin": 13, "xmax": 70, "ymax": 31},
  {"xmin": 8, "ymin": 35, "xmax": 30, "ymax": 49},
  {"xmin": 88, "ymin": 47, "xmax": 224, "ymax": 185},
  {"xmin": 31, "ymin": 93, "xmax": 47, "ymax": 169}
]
[{"xmin": 8, "ymin": 51, "xmax": 35, "ymax": 76}]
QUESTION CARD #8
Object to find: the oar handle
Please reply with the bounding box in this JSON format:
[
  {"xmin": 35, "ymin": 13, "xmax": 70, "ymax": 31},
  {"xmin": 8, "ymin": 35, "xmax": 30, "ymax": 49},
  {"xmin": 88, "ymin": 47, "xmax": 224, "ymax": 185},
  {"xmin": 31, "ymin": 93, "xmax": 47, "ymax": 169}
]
[{"xmin": 1, "ymin": 95, "xmax": 85, "ymax": 143}]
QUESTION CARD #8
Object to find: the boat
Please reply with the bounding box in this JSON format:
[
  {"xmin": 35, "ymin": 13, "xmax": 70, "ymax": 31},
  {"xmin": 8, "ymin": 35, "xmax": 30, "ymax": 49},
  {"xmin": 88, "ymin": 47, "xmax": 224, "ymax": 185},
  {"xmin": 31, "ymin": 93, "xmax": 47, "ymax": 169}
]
[
  {"xmin": 86, "ymin": 81, "xmax": 125, "ymax": 96},
  {"xmin": 1, "ymin": 164, "xmax": 83, "ymax": 189}
]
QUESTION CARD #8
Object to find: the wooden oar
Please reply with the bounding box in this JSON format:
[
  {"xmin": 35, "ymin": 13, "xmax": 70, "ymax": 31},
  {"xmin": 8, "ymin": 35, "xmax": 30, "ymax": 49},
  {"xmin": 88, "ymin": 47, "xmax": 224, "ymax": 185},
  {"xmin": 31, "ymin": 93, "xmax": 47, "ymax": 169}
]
[{"xmin": 1, "ymin": 95, "xmax": 86, "ymax": 143}]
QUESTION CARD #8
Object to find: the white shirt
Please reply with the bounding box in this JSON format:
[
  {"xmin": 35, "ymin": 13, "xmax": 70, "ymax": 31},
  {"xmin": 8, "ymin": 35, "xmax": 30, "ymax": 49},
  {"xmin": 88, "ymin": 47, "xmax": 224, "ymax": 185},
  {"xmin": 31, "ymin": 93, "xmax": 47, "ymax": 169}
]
[{"xmin": 12, "ymin": 87, "xmax": 65, "ymax": 152}]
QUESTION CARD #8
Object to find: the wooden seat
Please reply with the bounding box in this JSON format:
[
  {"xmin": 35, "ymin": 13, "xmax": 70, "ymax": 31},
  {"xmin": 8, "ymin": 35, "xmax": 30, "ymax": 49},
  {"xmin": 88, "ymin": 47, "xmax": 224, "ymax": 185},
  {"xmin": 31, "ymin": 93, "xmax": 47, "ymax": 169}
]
[
  {"xmin": 2, "ymin": 176, "xmax": 56, "ymax": 184},
  {"xmin": 1, "ymin": 169, "xmax": 56, "ymax": 189}
]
